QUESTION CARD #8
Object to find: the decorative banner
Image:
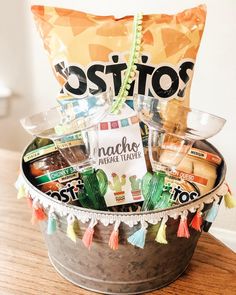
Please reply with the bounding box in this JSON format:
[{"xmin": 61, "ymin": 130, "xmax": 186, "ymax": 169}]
[{"xmin": 97, "ymin": 105, "xmax": 147, "ymax": 206}]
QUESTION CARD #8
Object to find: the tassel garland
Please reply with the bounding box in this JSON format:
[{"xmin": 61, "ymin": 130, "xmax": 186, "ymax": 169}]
[
  {"xmin": 109, "ymin": 220, "xmax": 120, "ymax": 250},
  {"xmin": 17, "ymin": 173, "xmax": 235, "ymax": 249},
  {"xmin": 127, "ymin": 221, "xmax": 148, "ymax": 249},
  {"xmin": 190, "ymin": 211, "xmax": 203, "ymax": 232},
  {"xmin": 66, "ymin": 215, "xmax": 77, "ymax": 243},
  {"xmin": 82, "ymin": 219, "xmax": 97, "ymax": 250},
  {"xmin": 177, "ymin": 215, "xmax": 190, "ymax": 239},
  {"xmin": 155, "ymin": 216, "xmax": 168, "ymax": 244}
]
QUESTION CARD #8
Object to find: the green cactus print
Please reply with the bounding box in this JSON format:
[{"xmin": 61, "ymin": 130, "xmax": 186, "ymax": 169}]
[
  {"xmin": 109, "ymin": 173, "xmax": 126, "ymax": 192},
  {"xmin": 129, "ymin": 175, "xmax": 141, "ymax": 191}
]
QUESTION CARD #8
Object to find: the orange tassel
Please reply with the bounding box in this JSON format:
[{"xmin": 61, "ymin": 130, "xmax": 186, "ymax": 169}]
[
  {"xmin": 34, "ymin": 207, "xmax": 47, "ymax": 220},
  {"xmin": 190, "ymin": 211, "xmax": 203, "ymax": 232},
  {"xmin": 177, "ymin": 216, "xmax": 190, "ymax": 239},
  {"xmin": 109, "ymin": 230, "xmax": 119, "ymax": 250},
  {"xmin": 31, "ymin": 207, "xmax": 47, "ymax": 224}
]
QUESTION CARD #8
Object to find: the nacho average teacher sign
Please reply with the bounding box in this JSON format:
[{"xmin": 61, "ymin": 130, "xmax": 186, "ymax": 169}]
[{"xmin": 97, "ymin": 105, "xmax": 147, "ymax": 207}]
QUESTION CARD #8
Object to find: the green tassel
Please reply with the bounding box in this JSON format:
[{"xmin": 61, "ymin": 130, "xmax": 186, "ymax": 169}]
[
  {"xmin": 47, "ymin": 213, "xmax": 57, "ymax": 235},
  {"xmin": 155, "ymin": 217, "xmax": 168, "ymax": 244},
  {"xmin": 127, "ymin": 221, "xmax": 148, "ymax": 249}
]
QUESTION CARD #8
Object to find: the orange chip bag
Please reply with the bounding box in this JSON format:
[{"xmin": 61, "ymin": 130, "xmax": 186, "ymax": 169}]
[{"xmin": 31, "ymin": 5, "xmax": 206, "ymax": 148}]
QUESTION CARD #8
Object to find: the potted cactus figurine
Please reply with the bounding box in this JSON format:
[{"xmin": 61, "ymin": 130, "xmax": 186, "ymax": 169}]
[
  {"xmin": 129, "ymin": 175, "xmax": 142, "ymax": 201},
  {"xmin": 108, "ymin": 173, "xmax": 126, "ymax": 203}
]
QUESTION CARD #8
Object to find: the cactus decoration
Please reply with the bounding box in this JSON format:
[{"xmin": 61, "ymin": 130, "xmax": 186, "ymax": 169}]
[
  {"xmin": 79, "ymin": 169, "xmax": 108, "ymax": 211},
  {"xmin": 141, "ymin": 172, "xmax": 173, "ymax": 211},
  {"xmin": 109, "ymin": 173, "xmax": 126, "ymax": 203},
  {"xmin": 153, "ymin": 182, "xmax": 173, "ymax": 209},
  {"xmin": 129, "ymin": 175, "xmax": 142, "ymax": 200}
]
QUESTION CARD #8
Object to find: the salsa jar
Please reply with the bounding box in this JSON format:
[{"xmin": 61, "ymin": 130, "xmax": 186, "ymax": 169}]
[{"xmin": 23, "ymin": 138, "xmax": 84, "ymax": 205}]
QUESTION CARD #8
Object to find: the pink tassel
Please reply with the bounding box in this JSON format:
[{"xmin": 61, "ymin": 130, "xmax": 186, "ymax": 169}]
[
  {"xmin": 82, "ymin": 219, "xmax": 97, "ymax": 250},
  {"xmin": 177, "ymin": 216, "xmax": 190, "ymax": 239},
  {"xmin": 190, "ymin": 211, "xmax": 203, "ymax": 232},
  {"xmin": 109, "ymin": 221, "xmax": 120, "ymax": 250},
  {"xmin": 27, "ymin": 197, "xmax": 33, "ymax": 208},
  {"xmin": 109, "ymin": 231, "xmax": 119, "ymax": 250}
]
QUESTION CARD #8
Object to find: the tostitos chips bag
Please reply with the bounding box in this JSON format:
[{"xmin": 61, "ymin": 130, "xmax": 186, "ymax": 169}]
[
  {"xmin": 31, "ymin": 5, "xmax": 206, "ymax": 148},
  {"xmin": 31, "ymin": 5, "xmax": 206, "ymax": 101}
]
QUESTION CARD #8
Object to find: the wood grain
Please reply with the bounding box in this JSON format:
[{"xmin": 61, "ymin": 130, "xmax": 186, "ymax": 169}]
[{"xmin": 0, "ymin": 149, "xmax": 235, "ymax": 295}]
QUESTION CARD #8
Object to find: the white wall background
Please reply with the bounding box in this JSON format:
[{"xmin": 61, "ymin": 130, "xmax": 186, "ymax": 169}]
[{"xmin": 0, "ymin": 0, "xmax": 235, "ymax": 248}]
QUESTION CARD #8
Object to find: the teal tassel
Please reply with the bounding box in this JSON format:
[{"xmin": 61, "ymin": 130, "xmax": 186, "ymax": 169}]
[
  {"xmin": 205, "ymin": 202, "xmax": 220, "ymax": 223},
  {"xmin": 47, "ymin": 213, "xmax": 57, "ymax": 235},
  {"xmin": 127, "ymin": 222, "xmax": 148, "ymax": 249}
]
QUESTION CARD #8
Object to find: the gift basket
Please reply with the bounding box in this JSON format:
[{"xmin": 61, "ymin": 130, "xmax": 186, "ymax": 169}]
[{"xmin": 16, "ymin": 4, "xmax": 236, "ymax": 295}]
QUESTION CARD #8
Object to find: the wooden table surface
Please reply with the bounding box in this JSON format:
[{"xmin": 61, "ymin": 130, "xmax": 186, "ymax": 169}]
[{"xmin": 0, "ymin": 149, "xmax": 236, "ymax": 295}]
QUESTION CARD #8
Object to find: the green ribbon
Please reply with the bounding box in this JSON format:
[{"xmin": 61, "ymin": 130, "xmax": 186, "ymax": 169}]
[{"xmin": 111, "ymin": 13, "xmax": 143, "ymax": 114}]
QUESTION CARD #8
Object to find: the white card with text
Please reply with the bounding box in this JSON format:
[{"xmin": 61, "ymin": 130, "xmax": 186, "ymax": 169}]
[{"xmin": 97, "ymin": 105, "xmax": 147, "ymax": 207}]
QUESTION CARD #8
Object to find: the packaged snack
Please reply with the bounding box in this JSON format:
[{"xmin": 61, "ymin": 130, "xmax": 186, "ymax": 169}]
[
  {"xmin": 157, "ymin": 145, "xmax": 222, "ymax": 195},
  {"xmin": 141, "ymin": 171, "xmax": 200, "ymax": 211},
  {"xmin": 31, "ymin": 5, "xmax": 206, "ymax": 147},
  {"xmin": 176, "ymin": 147, "xmax": 222, "ymax": 195},
  {"xmin": 24, "ymin": 138, "xmax": 84, "ymax": 205}
]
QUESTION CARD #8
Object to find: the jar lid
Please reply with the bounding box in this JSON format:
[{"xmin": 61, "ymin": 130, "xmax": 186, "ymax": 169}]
[{"xmin": 24, "ymin": 143, "xmax": 57, "ymax": 163}]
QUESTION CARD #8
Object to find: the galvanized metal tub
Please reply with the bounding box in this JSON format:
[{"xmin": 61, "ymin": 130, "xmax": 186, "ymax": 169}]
[{"xmin": 21, "ymin": 140, "xmax": 226, "ymax": 294}]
